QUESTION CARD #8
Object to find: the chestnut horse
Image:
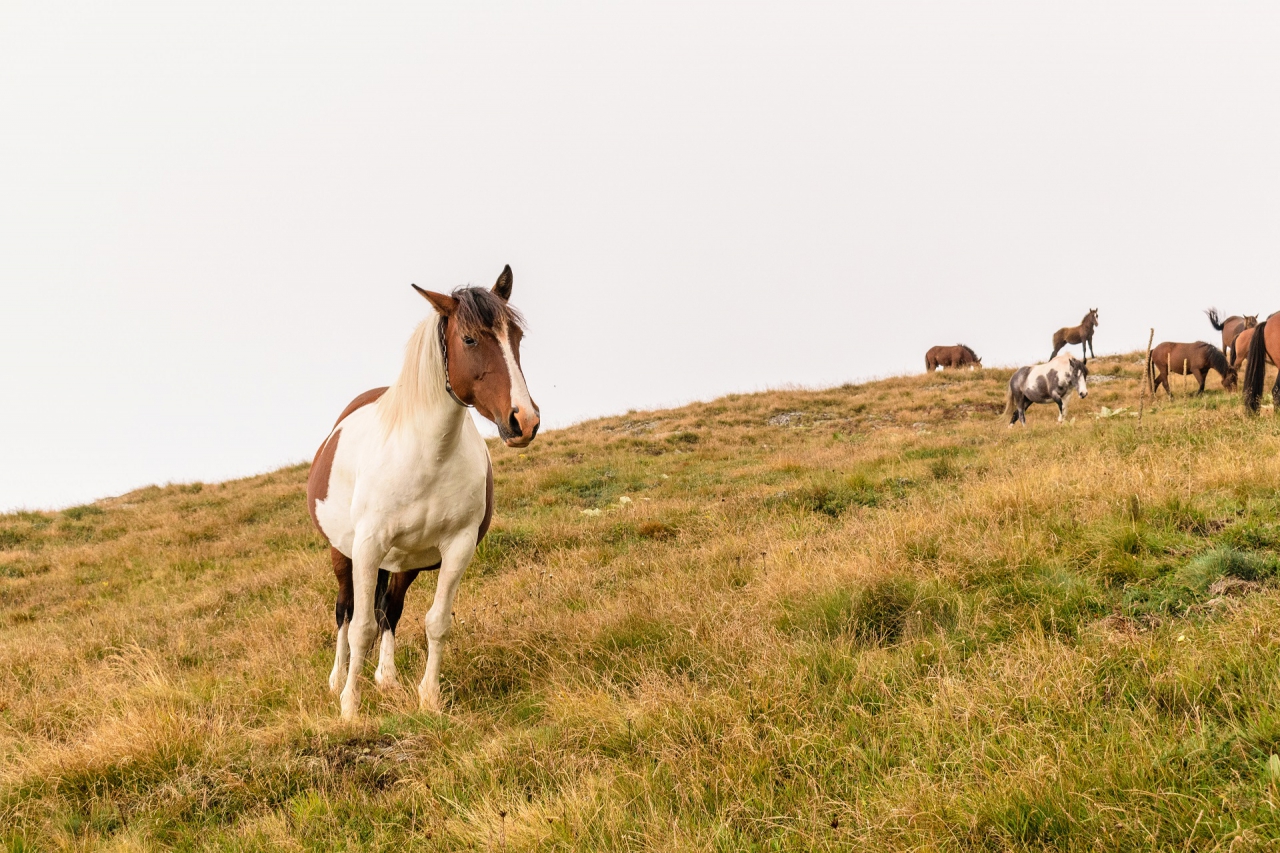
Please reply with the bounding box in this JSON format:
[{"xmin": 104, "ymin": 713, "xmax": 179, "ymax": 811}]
[
  {"xmin": 1051, "ymin": 309, "xmax": 1099, "ymax": 360},
  {"xmin": 1243, "ymin": 311, "xmax": 1280, "ymax": 413},
  {"xmin": 925, "ymin": 344, "xmax": 981, "ymax": 371},
  {"xmin": 1146, "ymin": 341, "xmax": 1236, "ymax": 396},
  {"xmin": 1205, "ymin": 308, "xmax": 1257, "ymax": 362},
  {"xmin": 307, "ymin": 265, "xmax": 540, "ymax": 718},
  {"xmin": 1228, "ymin": 325, "xmax": 1269, "ymax": 373}
]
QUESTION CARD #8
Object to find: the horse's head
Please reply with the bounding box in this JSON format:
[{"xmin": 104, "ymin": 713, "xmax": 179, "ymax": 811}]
[
  {"xmin": 1070, "ymin": 357, "xmax": 1089, "ymax": 398},
  {"xmin": 414, "ymin": 266, "xmax": 541, "ymax": 448},
  {"xmin": 1245, "ymin": 314, "xmax": 1259, "ymax": 328},
  {"xmin": 1223, "ymin": 366, "xmax": 1239, "ymax": 391},
  {"xmin": 1087, "ymin": 308, "xmax": 1099, "ymax": 326}
]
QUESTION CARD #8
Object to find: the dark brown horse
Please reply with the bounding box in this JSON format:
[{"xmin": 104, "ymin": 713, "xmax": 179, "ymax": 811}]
[
  {"xmin": 1206, "ymin": 308, "xmax": 1257, "ymax": 362},
  {"xmin": 1147, "ymin": 341, "xmax": 1236, "ymax": 396},
  {"xmin": 925, "ymin": 344, "xmax": 981, "ymax": 371},
  {"xmin": 1243, "ymin": 312, "xmax": 1280, "ymax": 412},
  {"xmin": 1051, "ymin": 309, "xmax": 1099, "ymax": 360}
]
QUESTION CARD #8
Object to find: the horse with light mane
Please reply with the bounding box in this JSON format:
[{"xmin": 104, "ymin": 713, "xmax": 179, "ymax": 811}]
[
  {"xmin": 925, "ymin": 344, "xmax": 981, "ymax": 371},
  {"xmin": 1146, "ymin": 341, "xmax": 1236, "ymax": 396},
  {"xmin": 1050, "ymin": 309, "xmax": 1099, "ymax": 360},
  {"xmin": 307, "ymin": 265, "xmax": 539, "ymax": 718},
  {"xmin": 1003, "ymin": 354, "xmax": 1088, "ymax": 426},
  {"xmin": 1205, "ymin": 308, "xmax": 1257, "ymax": 363}
]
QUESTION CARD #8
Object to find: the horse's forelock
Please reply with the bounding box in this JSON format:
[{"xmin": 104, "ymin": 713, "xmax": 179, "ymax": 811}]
[{"xmin": 451, "ymin": 286, "xmax": 526, "ymax": 338}]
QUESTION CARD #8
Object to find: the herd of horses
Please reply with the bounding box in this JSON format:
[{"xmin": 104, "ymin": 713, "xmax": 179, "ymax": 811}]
[
  {"xmin": 309, "ymin": 268, "xmax": 1280, "ymax": 718},
  {"xmin": 929, "ymin": 306, "xmax": 1280, "ymax": 425}
]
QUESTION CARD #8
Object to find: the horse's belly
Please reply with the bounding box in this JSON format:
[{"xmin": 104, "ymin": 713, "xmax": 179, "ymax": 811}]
[{"xmin": 381, "ymin": 545, "xmax": 443, "ymax": 572}]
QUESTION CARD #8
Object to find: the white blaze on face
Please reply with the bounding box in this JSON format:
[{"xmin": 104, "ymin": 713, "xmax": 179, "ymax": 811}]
[
  {"xmin": 1077, "ymin": 370, "xmax": 1088, "ymax": 398},
  {"xmin": 498, "ymin": 322, "xmax": 535, "ymax": 418}
]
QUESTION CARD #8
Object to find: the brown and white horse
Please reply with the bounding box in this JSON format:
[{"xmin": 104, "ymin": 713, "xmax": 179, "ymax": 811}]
[{"xmin": 307, "ymin": 265, "xmax": 539, "ymax": 718}]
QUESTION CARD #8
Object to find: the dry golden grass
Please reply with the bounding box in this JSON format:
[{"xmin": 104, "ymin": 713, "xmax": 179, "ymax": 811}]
[{"xmin": 4, "ymin": 353, "xmax": 1280, "ymax": 850}]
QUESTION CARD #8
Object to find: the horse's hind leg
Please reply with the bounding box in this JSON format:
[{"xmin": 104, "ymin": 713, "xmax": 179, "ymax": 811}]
[
  {"xmin": 374, "ymin": 568, "xmax": 424, "ymax": 690},
  {"xmin": 1270, "ymin": 369, "xmax": 1280, "ymax": 410},
  {"xmin": 329, "ymin": 547, "xmax": 354, "ymax": 694}
]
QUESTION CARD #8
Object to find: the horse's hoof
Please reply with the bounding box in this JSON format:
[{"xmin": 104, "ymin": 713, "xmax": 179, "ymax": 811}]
[
  {"xmin": 374, "ymin": 668, "xmax": 398, "ymax": 691},
  {"xmin": 340, "ymin": 690, "xmax": 360, "ymax": 720},
  {"xmin": 328, "ymin": 670, "xmax": 343, "ymax": 694}
]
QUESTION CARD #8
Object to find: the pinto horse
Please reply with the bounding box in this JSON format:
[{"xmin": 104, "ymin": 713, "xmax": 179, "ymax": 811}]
[
  {"xmin": 1147, "ymin": 341, "xmax": 1236, "ymax": 396},
  {"xmin": 1003, "ymin": 354, "xmax": 1088, "ymax": 426},
  {"xmin": 1205, "ymin": 308, "xmax": 1257, "ymax": 363},
  {"xmin": 307, "ymin": 265, "xmax": 539, "ymax": 718},
  {"xmin": 1243, "ymin": 312, "xmax": 1280, "ymax": 413},
  {"xmin": 925, "ymin": 344, "xmax": 981, "ymax": 371},
  {"xmin": 1050, "ymin": 309, "xmax": 1099, "ymax": 360}
]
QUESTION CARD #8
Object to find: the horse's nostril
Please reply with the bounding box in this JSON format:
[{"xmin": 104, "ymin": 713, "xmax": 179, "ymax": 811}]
[{"xmin": 507, "ymin": 409, "xmax": 523, "ymax": 437}]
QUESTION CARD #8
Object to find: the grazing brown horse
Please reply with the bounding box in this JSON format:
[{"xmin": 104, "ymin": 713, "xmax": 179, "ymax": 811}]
[
  {"xmin": 925, "ymin": 344, "xmax": 981, "ymax": 371},
  {"xmin": 1051, "ymin": 309, "xmax": 1099, "ymax": 360},
  {"xmin": 1147, "ymin": 341, "xmax": 1236, "ymax": 396},
  {"xmin": 1206, "ymin": 308, "xmax": 1257, "ymax": 362},
  {"xmin": 1243, "ymin": 312, "xmax": 1280, "ymax": 413}
]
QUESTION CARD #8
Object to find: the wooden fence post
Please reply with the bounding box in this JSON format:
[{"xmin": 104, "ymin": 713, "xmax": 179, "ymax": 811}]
[{"xmin": 1138, "ymin": 328, "xmax": 1154, "ymax": 426}]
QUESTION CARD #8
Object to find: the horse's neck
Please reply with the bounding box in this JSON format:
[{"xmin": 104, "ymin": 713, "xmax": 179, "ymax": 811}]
[{"xmin": 379, "ymin": 317, "xmax": 469, "ymax": 446}]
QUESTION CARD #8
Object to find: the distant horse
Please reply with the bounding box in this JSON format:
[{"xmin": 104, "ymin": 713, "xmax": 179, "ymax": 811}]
[
  {"xmin": 1051, "ymin": 309, "xmax": 1099, "ymax": 360},
  {"xmin": 1205, "ymin": 308, "xmax": 1257, "ymax": 362},
  {"xmin": 1003, "ymin": 354, "xmax": 1089, "ymax": 426},
  {"xmin": 1146, "ymin": 341, "xmax": 1236, "ymax": 396},
  {"xmin": 925, "ymin": 344, "xmax": 982, "ymax": 371},
  {"xmin": 307, "ymin": 265, "xmax": 540, "ymax": 719},
  {"xmin": 1242, "ymin": 311, "xmax": 1280, "ymax": 413}
]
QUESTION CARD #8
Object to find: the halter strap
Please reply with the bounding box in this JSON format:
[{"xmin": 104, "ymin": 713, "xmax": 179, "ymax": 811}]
[{"xmin": 438, "ymin": 315, "xmax": 473, "ymax": 409}]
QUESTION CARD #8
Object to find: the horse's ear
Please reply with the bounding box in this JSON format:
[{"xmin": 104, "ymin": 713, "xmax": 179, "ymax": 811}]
[
  {"xmin": 492, "ymin": 265, "xmax": 513, "ymax": 301},
  {"xmin": 412, "ymin": 284, "xmax": 458, "ymax": 316}
]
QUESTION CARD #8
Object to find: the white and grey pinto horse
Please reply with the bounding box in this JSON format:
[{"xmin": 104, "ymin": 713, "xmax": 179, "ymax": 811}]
[
  {"xmin": 1003, "ymin": 354, "xmax": 1088, "ymax": 426},
  {"xmin": 307, "ymin": 265, "xmax": 539, "ymax": 719}
]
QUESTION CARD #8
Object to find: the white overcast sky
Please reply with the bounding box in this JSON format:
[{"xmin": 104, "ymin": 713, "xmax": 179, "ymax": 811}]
[{"xmin": 3, "ymin": 2, "xmax": 1279, "ymax": 511}]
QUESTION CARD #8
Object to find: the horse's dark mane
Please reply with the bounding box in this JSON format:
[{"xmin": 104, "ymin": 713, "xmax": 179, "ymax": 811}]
[
  {"xmin": 1205, "ymin": 343, "xmax": 1229, "ymax": 375},
  {"xmin": 956, "ymin": 344, "xmax": 979, "ymax": 361},
  {"xmin": 451, "ymin": 286, "xmax": 525, "ymax": 337}
]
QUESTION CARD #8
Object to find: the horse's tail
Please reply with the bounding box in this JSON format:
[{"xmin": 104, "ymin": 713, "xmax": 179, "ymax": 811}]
[
  {"xmin": 1243, "ymin": 319, "xmax": 1269, "ymax": 413},
  {"xmin": 1002, "ymin": 380, "xmax": 1015, "ymax": 419},
  {"xmin": 1145, "ymin": 347, "xmax": 1155, "ymax": 393},
  {"xmin": 1206, "ymin": 307, "xmax": 1224, "ymax": 331}
]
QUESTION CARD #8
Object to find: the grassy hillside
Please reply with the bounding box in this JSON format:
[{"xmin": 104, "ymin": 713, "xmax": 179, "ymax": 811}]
[{"xmin": 5, "ymin": 353, "xmax": 1280, "ymax": 851}]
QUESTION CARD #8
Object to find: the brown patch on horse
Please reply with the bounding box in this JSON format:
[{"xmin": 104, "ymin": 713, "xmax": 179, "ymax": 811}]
[
  {"xmin": 333, "ymin": 386, "xmax": 388, "ymax": 428},
  {"xmin": 309, "ymin": 387, "xmax": 390, "ymax": 531},
  {"xmin": 308, "ymin": 429, "xmax": 341, "ymax": 529},
  {"xmin": 478, "ymin": 459, "xmax": 495, "ymax": 544}
]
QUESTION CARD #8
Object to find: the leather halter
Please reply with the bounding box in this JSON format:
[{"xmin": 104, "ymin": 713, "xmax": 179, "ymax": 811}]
[{"xmin": 437, "ymin": 315, "xmax": 473, "ymax": 408}]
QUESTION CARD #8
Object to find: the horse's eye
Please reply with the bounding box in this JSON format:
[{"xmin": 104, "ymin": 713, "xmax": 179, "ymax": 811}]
[{"xmin": 462, "ymin": 336, "xmax": 477, "ymax": 347}]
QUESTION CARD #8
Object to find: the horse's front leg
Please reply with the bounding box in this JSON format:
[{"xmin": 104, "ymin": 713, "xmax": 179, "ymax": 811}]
[
  {"xmin": 1056, "ymin": 396, "xmax": 1066, "ymax": 422},
  {"xmin": 374, "ymin": 569, "xmax": 422, "ymax": 691},
  {"xmin": 340, "ymin": 533, "xmax": 389, "ymax": 720},
  {"xmin": 419, "ymin": 535, "xmax": 477, "ymax": 713}
]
